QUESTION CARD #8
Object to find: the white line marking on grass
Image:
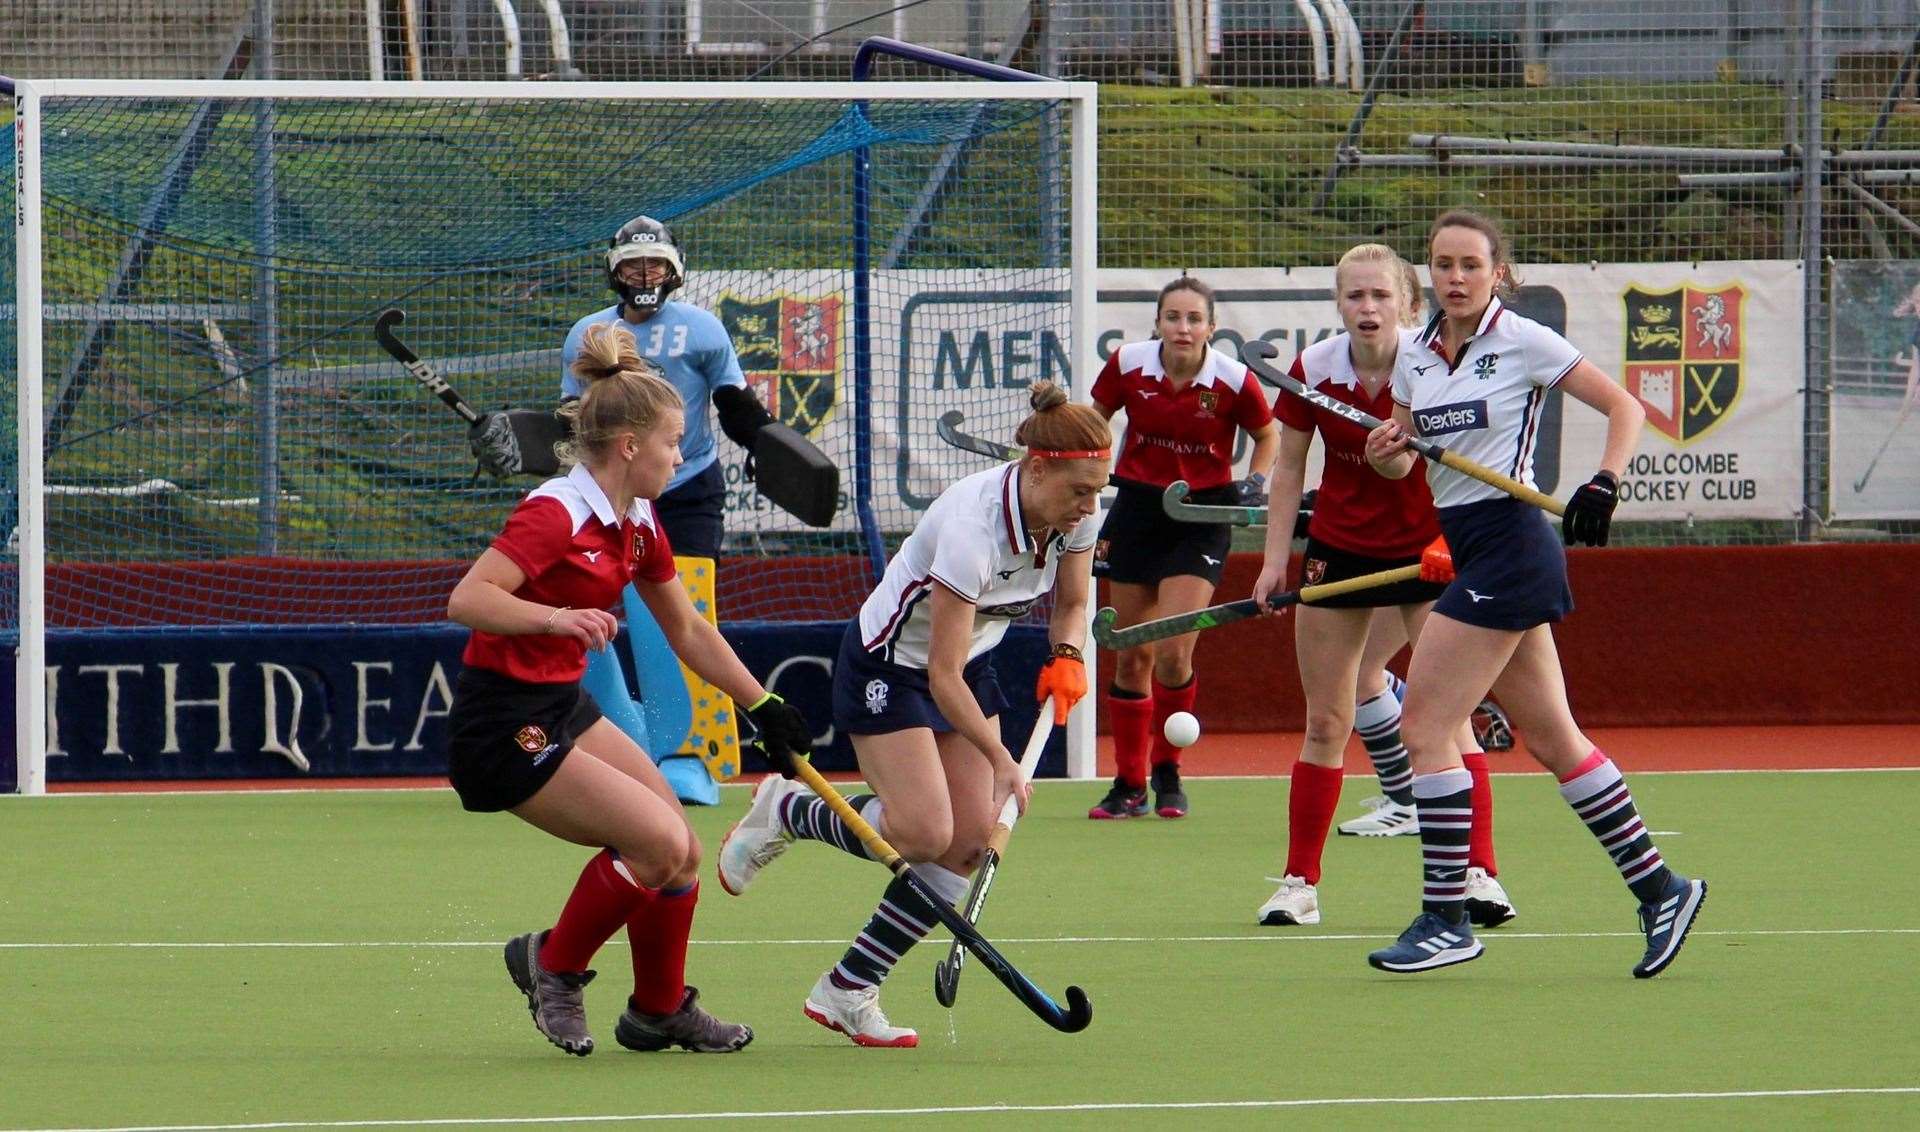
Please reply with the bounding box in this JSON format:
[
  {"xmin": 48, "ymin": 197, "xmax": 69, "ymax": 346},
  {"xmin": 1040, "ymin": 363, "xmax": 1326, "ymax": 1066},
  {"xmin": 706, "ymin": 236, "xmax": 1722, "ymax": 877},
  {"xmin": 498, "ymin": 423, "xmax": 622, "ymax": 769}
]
[
  {"xmin": 3, "ymin": 927, "xmax": 1917, "ymax": 951},
  {"xmin": 7, "ymin": 1086, "xmax": 1918, "ymax": 1132},
  {"xmin": 13, "ymin": 764, "xmax": 1919, "ymax": 798}
]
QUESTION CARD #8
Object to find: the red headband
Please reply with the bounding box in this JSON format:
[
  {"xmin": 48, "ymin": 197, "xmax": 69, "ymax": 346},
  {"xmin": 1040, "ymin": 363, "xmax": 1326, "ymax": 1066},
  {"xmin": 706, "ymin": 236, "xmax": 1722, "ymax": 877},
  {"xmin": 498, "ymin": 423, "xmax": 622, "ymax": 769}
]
[{"xmin": 1032, "ymin": 448, "xmax": 1111, "ymax": 460}]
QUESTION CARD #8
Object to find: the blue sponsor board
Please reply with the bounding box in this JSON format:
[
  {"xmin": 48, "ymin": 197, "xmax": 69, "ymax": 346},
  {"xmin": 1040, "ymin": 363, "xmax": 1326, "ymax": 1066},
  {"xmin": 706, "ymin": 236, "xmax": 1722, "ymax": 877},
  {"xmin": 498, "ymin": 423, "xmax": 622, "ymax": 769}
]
[{"xmin": 2, "ymin": 623, "xmax": 1060, "ymax": 784}]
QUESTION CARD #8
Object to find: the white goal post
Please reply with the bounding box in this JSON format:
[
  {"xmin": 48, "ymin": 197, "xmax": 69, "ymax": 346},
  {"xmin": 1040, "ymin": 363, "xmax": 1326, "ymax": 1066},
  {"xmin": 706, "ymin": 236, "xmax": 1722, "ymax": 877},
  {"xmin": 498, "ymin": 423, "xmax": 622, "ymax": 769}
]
[{"xmin": 7, "ymin": 77, "xmax": 1101, "ymax": 794}]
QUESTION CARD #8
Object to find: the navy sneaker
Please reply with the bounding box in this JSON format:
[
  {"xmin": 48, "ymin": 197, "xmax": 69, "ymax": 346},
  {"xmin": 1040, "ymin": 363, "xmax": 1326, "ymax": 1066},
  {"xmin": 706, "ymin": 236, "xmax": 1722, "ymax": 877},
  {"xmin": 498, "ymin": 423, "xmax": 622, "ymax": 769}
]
[
  {"xmin": 1632, "ymin": 873, "xmax": 1708, "ymax": 979},
  {"xmin": 1367, "ymin": 911, "xmax": 1484, "ymax": 973}
]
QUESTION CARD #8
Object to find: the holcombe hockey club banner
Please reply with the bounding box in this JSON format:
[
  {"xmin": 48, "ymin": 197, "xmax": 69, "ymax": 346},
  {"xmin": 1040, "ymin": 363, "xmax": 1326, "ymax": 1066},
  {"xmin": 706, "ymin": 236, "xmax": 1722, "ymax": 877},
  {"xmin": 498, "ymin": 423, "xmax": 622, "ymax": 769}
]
[
  {"xmin": 685, "ymin": 262, "xmax": 1803, "ymax": 530},
  {"xmin": 1101, "ymin": 263, "xmax": 1805, "ymax": 522}
]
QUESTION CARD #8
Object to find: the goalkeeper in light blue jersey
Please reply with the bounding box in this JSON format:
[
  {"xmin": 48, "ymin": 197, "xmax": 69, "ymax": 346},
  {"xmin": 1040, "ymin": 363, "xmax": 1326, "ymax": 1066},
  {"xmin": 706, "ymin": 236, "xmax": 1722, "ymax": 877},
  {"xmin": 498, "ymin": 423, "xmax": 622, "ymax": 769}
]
[{"xmin": 554, "ymin": 215, "xmax": 774, "ymax": 560}]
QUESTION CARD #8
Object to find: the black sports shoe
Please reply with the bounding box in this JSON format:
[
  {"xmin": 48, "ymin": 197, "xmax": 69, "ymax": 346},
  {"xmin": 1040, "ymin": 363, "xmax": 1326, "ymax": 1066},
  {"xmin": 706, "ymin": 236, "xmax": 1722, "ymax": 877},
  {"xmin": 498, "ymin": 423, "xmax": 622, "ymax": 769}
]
[
  {"xmin": 504, "ymin": 930, "xmax": 596, "ymax": 1056},
  {"xmin": 614, "ymin": 986, "xmax": 753, "ymax": 1053},
  {"xmin": 1087, "ymin": 776, "xmax": 1149, "ymax": 820},
  {"xmin": 1151, "ymin": 763, "xmax": 1188, "ymax": 819}
]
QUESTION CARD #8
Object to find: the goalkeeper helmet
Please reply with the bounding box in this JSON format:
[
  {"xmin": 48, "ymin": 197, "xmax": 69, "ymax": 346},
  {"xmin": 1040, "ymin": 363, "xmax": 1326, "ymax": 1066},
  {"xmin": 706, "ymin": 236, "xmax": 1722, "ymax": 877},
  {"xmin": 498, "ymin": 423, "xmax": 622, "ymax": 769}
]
[
  {"xmin": 607, "ymin": 215, "xmax": 685, "ymax": 314},
  {"xmin": 1471, "ymin": 699, "xmax": 1515, "ymax": 752}
]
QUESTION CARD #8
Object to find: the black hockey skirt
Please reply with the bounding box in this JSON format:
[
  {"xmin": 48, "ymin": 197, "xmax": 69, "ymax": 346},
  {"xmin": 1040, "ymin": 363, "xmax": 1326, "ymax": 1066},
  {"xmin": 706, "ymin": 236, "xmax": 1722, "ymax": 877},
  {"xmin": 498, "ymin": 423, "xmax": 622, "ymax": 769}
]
[
  {"xmin": 1299, "ymin": 536, "xmax": 1448, "ymax": 610},
  {"xmin": 446, "ymin": 667, "xmax": 605, "ymax": 813},
  {"xmin": 1431, "ymin": 497, "xmax": 1574, "ymax": 631},
  {"xmin": 1094, "ymin": 479, "xmax": 1232, "ymax": 586}
]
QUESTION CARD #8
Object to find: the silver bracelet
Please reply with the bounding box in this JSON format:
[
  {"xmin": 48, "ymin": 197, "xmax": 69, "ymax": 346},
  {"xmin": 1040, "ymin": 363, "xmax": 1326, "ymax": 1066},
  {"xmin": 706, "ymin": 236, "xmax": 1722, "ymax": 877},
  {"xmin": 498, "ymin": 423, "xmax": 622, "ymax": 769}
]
[{"xmin": 543, "ymin": 606, "xmax": 570, "ymax": 633}]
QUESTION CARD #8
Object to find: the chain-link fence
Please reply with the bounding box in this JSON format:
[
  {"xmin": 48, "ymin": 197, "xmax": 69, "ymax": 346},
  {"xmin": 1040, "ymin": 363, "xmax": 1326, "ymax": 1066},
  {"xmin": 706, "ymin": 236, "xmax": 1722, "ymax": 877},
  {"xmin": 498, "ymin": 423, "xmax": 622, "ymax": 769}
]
[{"xmin": 5, "ymin": 1, "xmax": 1918, "ymax": 546}]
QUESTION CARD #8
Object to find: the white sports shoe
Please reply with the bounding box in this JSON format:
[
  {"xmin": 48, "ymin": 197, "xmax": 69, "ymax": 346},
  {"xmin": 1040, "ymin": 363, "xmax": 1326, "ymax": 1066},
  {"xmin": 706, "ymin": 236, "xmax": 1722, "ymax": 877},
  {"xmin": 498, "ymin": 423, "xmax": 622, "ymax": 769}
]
[
  {"xmin": 1257, "ymin": 875, "xmax": 1321, "ymax": 926},
  {"xmin": 1336, "ymin": 796, "xmax": 1420, "ymax": 838},
  {"xmin": 803, "ymin": 971, "xmax": 918, "ymax": 1048},
  {"xmin": 1463, "ymin": 866, "xmax": 1518, "ymax": 927},
  {"xmin": 716, "ymin": 774, "xmax": 800, "ymax": 896}
]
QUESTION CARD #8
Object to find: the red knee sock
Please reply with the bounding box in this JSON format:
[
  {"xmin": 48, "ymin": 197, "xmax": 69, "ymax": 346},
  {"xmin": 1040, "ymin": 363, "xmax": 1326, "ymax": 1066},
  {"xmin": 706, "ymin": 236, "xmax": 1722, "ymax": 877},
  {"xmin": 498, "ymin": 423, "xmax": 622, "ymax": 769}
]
[
  {"xmin": 542, "ymin": 848, "xmax": 648, "ymax": 974},
  {"xmin": 1463, "ymin": 751, "xmax": 1498, "ymax": 875},
  {"xmin": 1149, "ymin": 676, "xmax": 1199, "ymax": 767},
  {"xmin": 627, "ymin": 880, "xmax": 698, "ymax": 1016},
  {"xmin": 1284, "ymin": 761, "xmax": 1344, "ymax": 885},
  {"xmin": 1109, "ymin": 686, "xmax": 1152, "ymax": 788}
]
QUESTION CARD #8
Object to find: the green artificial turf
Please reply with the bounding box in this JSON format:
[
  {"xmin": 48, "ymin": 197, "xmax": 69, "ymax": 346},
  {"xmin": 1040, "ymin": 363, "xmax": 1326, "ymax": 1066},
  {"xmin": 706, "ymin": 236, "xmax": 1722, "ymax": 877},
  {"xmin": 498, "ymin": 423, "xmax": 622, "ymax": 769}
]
[{"xmin": 2, "ymin": 770, "xmax": 1917, "ymax": 1130}]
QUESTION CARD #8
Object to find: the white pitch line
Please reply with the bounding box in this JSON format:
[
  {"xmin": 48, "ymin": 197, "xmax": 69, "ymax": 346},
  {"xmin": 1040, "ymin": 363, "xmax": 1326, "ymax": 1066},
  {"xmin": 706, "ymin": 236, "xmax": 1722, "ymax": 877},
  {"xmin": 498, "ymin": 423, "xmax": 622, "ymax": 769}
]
[
  {"xmin": 11, "ymin": 764, "xmax": 1919, "ymax": 799},
  {"xmin": 1, "ymin": 927, "xmax": 1916, "ymax": 951},
  {"xmin": 7, "ymin": 1086, "xmax": 1919, "ymax": 1132}
]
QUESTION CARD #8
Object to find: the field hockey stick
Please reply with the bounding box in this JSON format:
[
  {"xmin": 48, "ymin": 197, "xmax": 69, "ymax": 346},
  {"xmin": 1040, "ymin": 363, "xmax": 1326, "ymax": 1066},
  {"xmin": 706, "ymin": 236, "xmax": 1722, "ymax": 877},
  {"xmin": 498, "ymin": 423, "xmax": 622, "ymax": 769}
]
[
  {"xmin": 373, "ymin": 308, "xmax": 482, "ymax": 425},
  {"xmin": 1853, "ymin": 395, "xmax": 1915, "ymax": 492},
  {"xmin": 1240, "ymin": 339, "xmax": 1565, "ymax": 517},
  {"xmin": 1091, "ymin": 564, "xmax": 1422, "ymax": 650},
  {"xmin": 1162, "ymin": 480, "xmax": 1267, "ymax": 527},
  {"xmin": 932, "ymin": 710, "xmax": 1056, "ymax": 1008},
  {"xmin": 936, "ymin": 410, "xmax": 1021, "ymax": 462},
  {"xmin": 774, "ymin": 752, "xmax": 1092, "ymax": 1034}
]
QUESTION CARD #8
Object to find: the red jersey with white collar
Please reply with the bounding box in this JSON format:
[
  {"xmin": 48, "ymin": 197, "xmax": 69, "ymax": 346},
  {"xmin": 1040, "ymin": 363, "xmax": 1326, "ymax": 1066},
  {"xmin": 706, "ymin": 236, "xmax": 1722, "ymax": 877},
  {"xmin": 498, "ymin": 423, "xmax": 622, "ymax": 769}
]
[
  {"xmin": 461, "ymin": 463, "xmax": 678, "ymax": 683},
  {"xmin": 1091, "ymin": 339, "xmax": 1273, "ymax": 491},
  {"xmin": 1276, "ymin": 332, "xmax": 1440, "ymax": 558}
]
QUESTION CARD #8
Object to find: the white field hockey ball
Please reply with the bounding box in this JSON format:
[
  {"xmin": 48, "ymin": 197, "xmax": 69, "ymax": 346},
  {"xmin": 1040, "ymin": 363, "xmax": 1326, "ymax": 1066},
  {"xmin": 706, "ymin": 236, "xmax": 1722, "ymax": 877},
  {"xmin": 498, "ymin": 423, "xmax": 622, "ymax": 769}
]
[{"xmin": 1163, "ymin": 711, "xmax": 1200, "ymax": 748}]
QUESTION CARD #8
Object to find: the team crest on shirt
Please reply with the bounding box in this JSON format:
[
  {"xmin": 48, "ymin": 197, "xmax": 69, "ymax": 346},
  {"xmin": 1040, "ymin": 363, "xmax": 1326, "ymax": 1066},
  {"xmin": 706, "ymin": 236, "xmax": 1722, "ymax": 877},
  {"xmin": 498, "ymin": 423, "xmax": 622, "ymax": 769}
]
[
  {"xmin": 1622, "ymin": 283, "xmax": 1745, "ymax": 445},
  {"xmin": 719, "ymin": 291, "xmax": 842, "ymax": 437},
  {"xmin": 514, "ymin": 724, "xmax": 549, "ymax": 754},
  {"xmin": 631, "ymin": 527, "xmax": 649, "ymax": 564},
  {"xmin": 1196, "ymin": 389, "xmax": 1218, "ymax": 414},
  {"xmin": 1472, "ymin": 354, "xmax": 1500, "ymax": 380}
]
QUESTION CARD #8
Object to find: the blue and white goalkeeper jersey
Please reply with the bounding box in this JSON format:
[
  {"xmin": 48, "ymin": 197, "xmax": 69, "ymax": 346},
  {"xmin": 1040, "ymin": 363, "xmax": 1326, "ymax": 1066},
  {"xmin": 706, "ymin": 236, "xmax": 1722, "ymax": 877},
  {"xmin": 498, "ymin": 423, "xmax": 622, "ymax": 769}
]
[{"xmin": 561, "ymin": 301, "xmax": 748, "ymax": 494}]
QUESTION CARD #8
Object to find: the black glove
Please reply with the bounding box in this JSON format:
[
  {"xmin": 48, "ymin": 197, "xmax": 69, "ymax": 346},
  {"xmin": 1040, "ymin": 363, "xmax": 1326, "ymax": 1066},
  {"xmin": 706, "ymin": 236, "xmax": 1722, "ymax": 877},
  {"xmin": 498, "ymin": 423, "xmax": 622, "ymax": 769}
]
[
  {"xmin": 469, "ymin": 411, "xmax": 522, "ymax": 479},
  {"xmin": 1294, "ymin": 487, "xmax": 1317, "ymax": 540},
  {"xmin": 1562, "ymin": 471, "xmax": 1619, "ymax": 547},
  {"xmin": 746, "ymin": 691, "xmax": 812, "ymax": 778},
  {"xmin": 1232, "ymin": 473, "xmax": 1268, "ymax": 509}
]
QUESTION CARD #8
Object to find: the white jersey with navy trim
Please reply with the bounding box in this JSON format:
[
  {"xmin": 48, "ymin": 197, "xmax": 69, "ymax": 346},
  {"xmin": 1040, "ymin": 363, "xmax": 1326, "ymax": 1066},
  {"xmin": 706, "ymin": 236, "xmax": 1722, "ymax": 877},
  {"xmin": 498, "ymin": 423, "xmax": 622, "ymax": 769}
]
[
  {"xmin": 1391, "ymin": 297, "xmax": 1582, "ymax": 508},
  {"xmin": 855, "ymin": 464, "xmax": 1098, "ymax": 670}
]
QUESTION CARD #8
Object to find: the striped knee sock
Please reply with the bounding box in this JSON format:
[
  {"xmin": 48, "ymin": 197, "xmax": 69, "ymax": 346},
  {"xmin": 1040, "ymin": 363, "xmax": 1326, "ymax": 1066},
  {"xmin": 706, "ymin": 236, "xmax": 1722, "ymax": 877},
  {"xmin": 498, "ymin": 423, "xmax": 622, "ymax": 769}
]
[
  {"xmin": 779, "ymin": 791, "xmax": 880, "ymax": 862},
  {"xmin": 831, "ymin": 865, "xmax": 967, "ymax": 989},
  {"xmin": 1412, "ymin": 768, "xmax": 1474, "ymax": 924},
  {"xmin": 1354, "ymin": 682, "xmax": 1414, "ymax": 806},
  {"xmin": 1558, "ymin": 751, "xmax": 1673, "ymax": 902}
]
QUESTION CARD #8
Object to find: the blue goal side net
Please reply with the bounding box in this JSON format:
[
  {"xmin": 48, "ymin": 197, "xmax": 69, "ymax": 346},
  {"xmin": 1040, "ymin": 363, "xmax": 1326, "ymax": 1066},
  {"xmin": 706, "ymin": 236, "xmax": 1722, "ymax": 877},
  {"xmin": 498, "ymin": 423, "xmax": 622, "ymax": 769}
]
[{"xmin": 3, "ymin": 78, "xmax": 1083, "ymax": 636}]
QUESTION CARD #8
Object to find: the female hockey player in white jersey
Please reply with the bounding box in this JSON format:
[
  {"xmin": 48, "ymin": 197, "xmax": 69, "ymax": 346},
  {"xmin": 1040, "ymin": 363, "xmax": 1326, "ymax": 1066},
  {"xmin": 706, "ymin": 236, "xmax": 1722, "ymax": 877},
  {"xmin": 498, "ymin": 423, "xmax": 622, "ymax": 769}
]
[
  {"xmin": 712, "ymin": 381, "xmax": 1110, "ymax": 1047},
  {"xmin": 1363, "ymin": 208, "xmax": 1706, "ymax": 978}
]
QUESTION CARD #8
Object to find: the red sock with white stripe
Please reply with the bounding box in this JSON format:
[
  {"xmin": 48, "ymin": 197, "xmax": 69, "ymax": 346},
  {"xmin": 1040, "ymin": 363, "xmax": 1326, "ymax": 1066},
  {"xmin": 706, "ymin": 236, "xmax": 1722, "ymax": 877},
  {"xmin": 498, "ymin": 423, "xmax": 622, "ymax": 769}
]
[
  {"xmin": 1463, "ymin": 750, "xmax": 1498, "ymax": 875},
  {"xmin": 542, "ymin": 848, "xmax": 648, "ymax": 974},
  {"xmin": 1148, "ymin": 676, "xmax": 1198, "ymax": 768},
  {"xmin": 1557, "ymin": 750, "xmax": 1673, "ymax": 902},
  {"xmin": 625, "ymin": 880, "xmax": 698, "ymax": 1016},
  {"xmin": 1284, "ymin": 761, "xmax": 1343, "ymax": 884},
  {"xmin": 1109, "ymin": 686, "xmax": 1152, "ymax": 788}
]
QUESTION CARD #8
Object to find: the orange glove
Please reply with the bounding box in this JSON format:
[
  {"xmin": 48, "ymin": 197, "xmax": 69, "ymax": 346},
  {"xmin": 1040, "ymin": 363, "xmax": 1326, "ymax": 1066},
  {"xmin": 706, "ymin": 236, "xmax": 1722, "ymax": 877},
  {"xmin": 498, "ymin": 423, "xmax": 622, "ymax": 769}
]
[
  {"xmin": 1035, "ymin": 644, "xmax": 1088, "ymax": 725},
  {"xmin": 1420, "ymin": 535, "xmax": 1456, "ymax": 584}
]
